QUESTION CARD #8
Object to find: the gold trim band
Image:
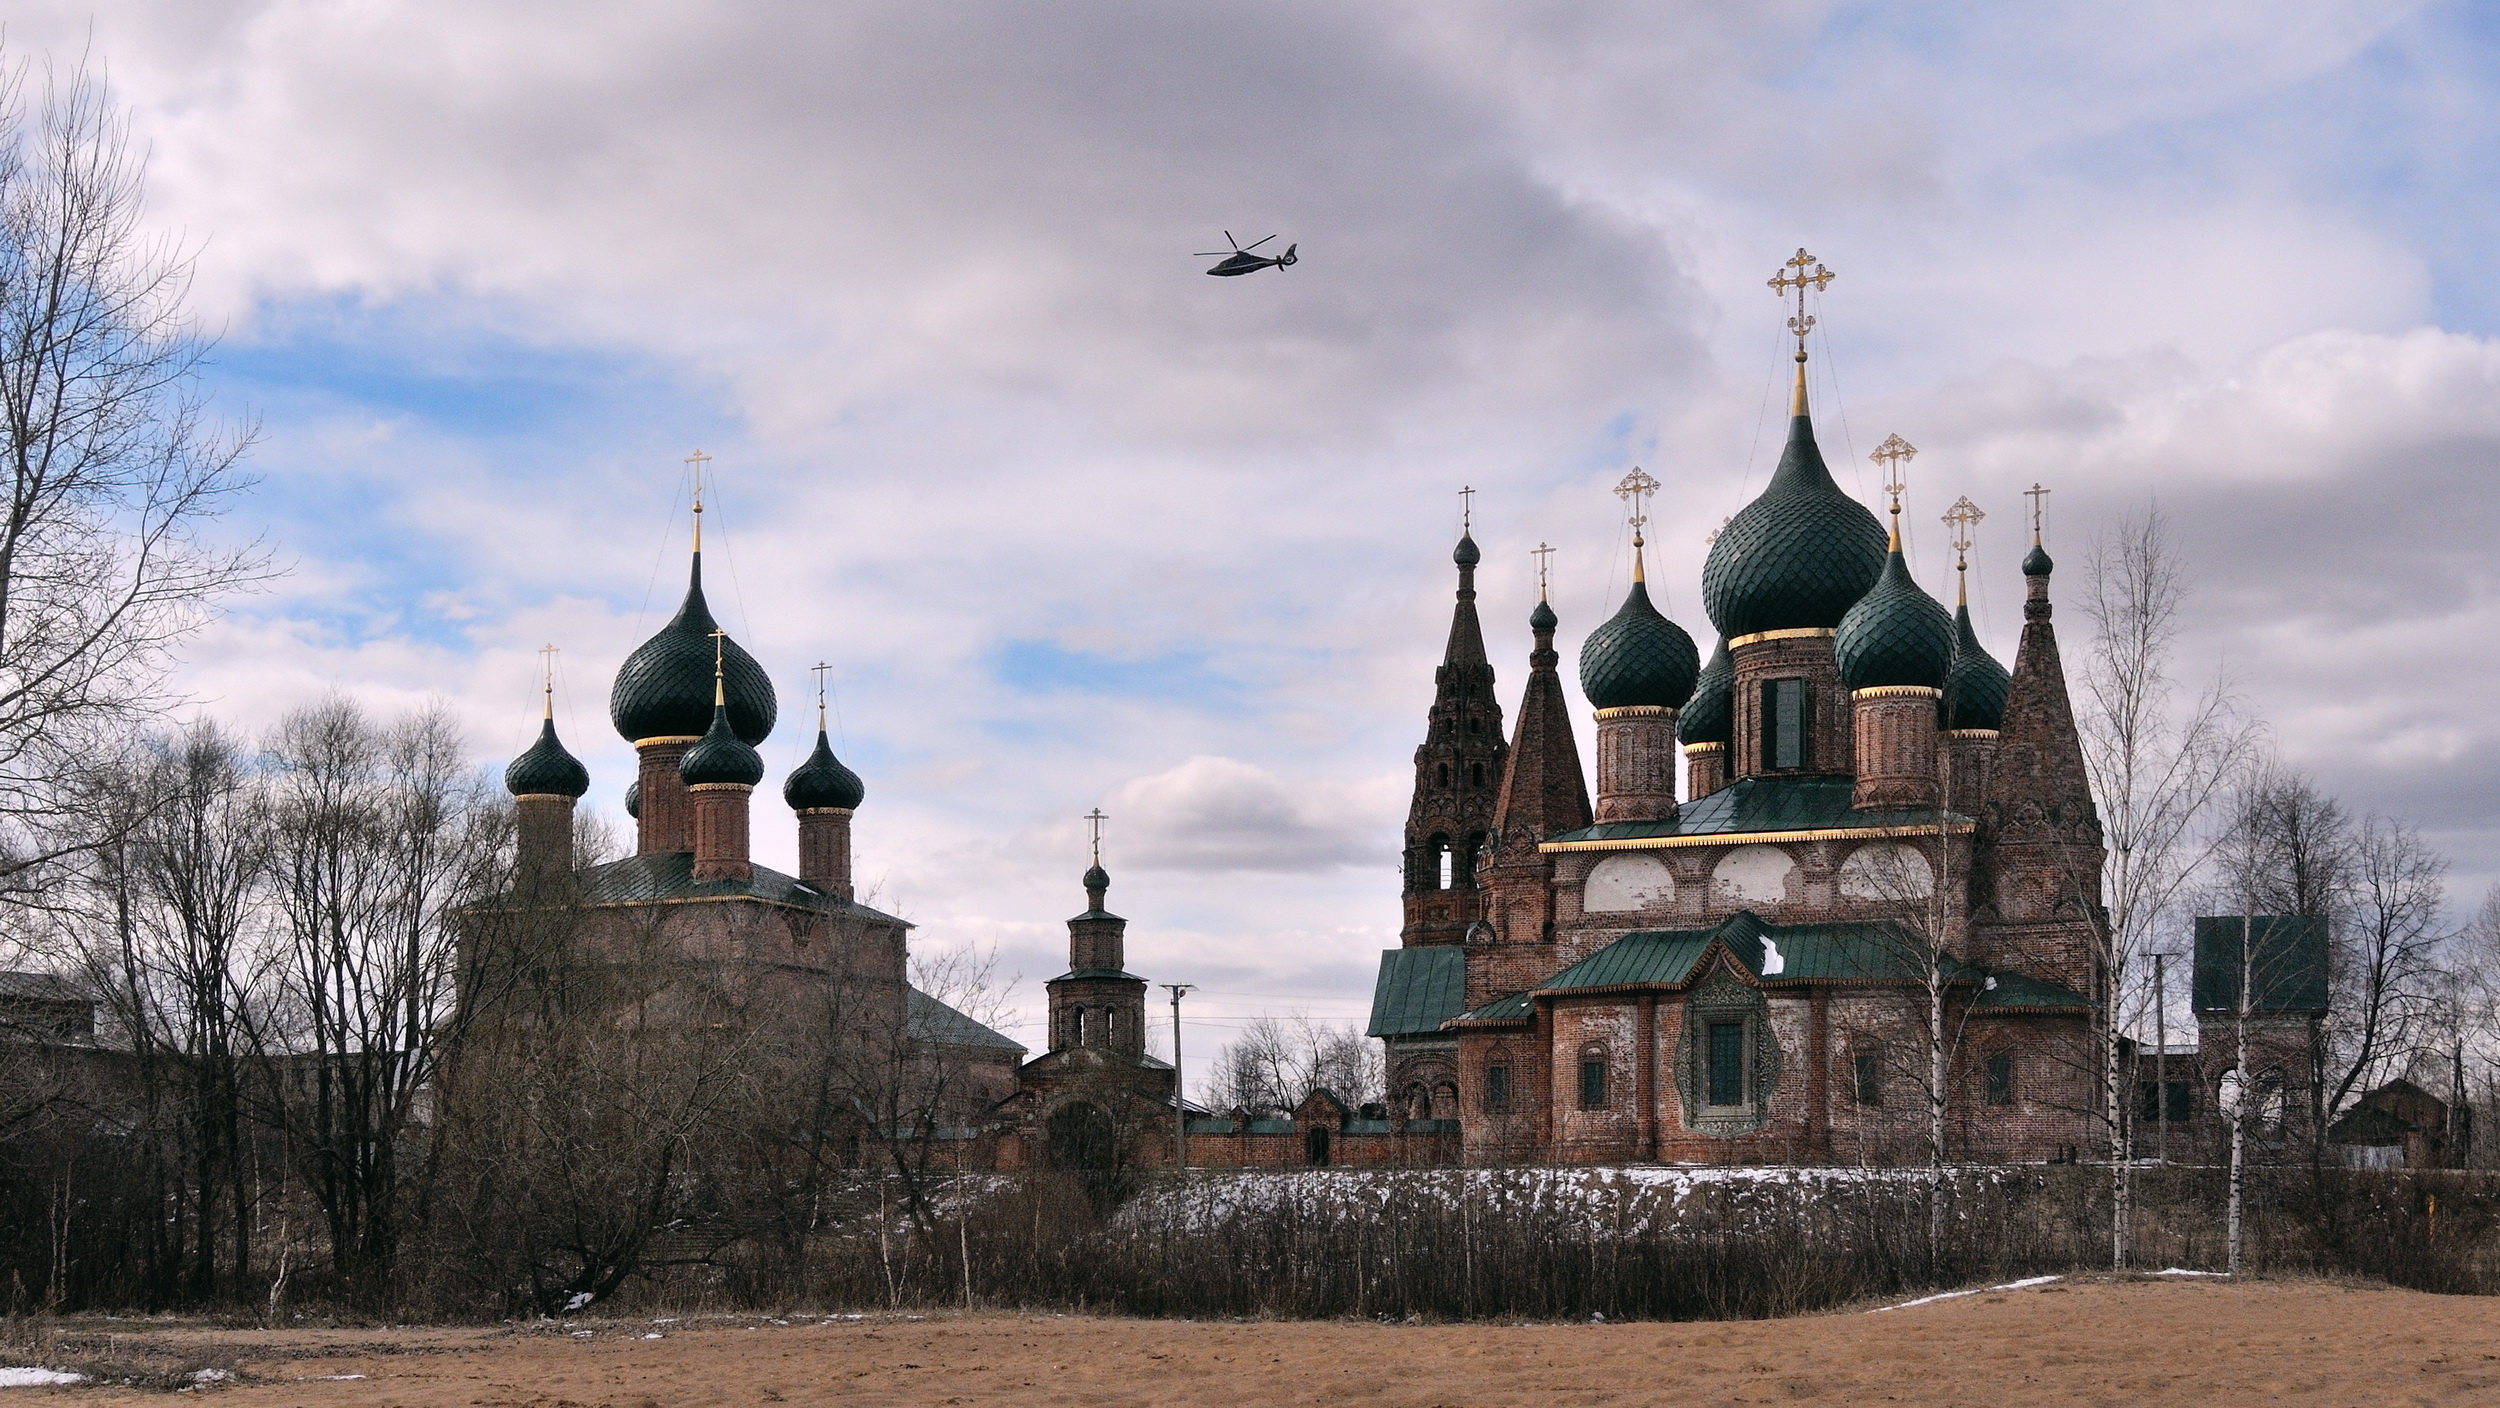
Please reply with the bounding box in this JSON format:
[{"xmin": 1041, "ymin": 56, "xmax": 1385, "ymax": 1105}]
[
  {"xmin": 795, "ymin": 807, "xmax": 856, "ymax": 817},
  {"xmin": 511, "ymin": 793, "xmax": 577, "ymax": 803},
  {"xmin": 1729, "ymin": 628, "xmax": 1836, "ymax": 648},
  {"xmin": 1593, "ymin": 705, "xmax": 1673, "ymax": 720},
  {"xmin": 687, "ymin": 782, "xmax": 755, "ymax": 794},
  {"xmin": 1683, "ymin": 741, "xmax": 1725, "ymax": 755},
  {"xmin": 1540, "ymin": 821, "xmax": 1973, "ymax": 853},
  {"xmin": 1943, "ymin": 729, "xmax": 2001, "ymax": 741},
  {"xmin": 633, "ymin": 735, "xmax": 704, "ymax": 749},
  {"xmin": 1851, "ymin": 685, "xmax": 1941, "ymax": 701}
]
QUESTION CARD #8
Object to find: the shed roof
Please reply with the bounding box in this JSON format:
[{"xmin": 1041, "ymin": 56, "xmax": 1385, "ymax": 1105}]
[{"xmin": 1367, "ymin": 946, "xmax": 1468, "ymax": 1037}]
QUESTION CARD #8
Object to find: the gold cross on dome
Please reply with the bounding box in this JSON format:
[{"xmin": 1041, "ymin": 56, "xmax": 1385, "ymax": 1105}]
[
  {"xmin": 1613, "ymin": 466, "xmax": 1659, "ymax": 542},
  {"xmin": 1458, "ymin": 484, "xmax": 1476, "ymax": 533},
  {"xmin": 811, "ymin": 661, "xmax": 832, "ymax": 730},
  {"xmin": 1943, "ymin": 496, "xmax": 1984, "ymax": 575},
  {"xmin": 1531, "ymin": 541, "xmax": 1554, "ymax": 599},
  {"xmin": 1768, "ymin": 248, "xmax": 1835, "ymax": 357},
  {"xmin": 2024, "ymin": 482, "xmax": 2051, "ymax": 543},
  {"xmin": 1084, "ymin": 807, "xmax": 1108, "ymax": 866},
  {"xmin": 539, "ymin": 643, "xmax": 558, "ymax": 717},
  {"xmin": 686, "ymin": 448, "xmax": 712, "ymax": 549},
  {"xmin": 1870, "ymin": 433, "xmax": 1916, "ymax": 524}
]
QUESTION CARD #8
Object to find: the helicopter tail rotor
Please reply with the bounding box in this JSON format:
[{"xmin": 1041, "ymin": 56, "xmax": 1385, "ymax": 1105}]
[{"xmin": 1278, "ymin": 243, "xmax": 1297, "ymax": 267}]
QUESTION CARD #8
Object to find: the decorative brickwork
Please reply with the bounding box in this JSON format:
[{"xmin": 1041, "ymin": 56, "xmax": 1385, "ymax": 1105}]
[
  {"xmin": 1684, "ymin": 741, "xmax": 1727, "ymax": 801},
  {"xmin": 1729, "ymin": 631, "xmax": 1851, "ymax": 781},
  {"xmin": 689, "ymin": 782, "xmax": 754, "ymax": 881},
  {"xmin": 634, "ymin": 738, "xmax": 698, "ymax": 855},
  {"xmin": 1849, "ymin": 687, "xmax": 1941, "ymax": 811},
  {"xmin": 795, "ymin": 807, "xmax": 853, "ymax": 899},
  {"xmin": 1593, "ymin": 706, "xmax": 1679, "ymax": 823},
  {"xmin": 1402, "ymin": 535, "xmax": 1507, "ymax": 946}
]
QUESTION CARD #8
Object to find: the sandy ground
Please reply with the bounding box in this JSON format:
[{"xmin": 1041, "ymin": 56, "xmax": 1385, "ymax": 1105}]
[{"xmin": 10, "ymin": 1278, "xmax": 2500, "ymax": 1406}]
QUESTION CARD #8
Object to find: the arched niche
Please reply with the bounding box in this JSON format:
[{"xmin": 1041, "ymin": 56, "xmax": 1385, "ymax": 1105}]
[
  {"xmin": 1711, "ymin": 845, "xmax": 1795, "ymax": 906},
  {"xmin": 1584, "ymin": 852, "xmax": 1675, "ymax": 913},
  {"xmin": 1838, "ymin": 842, "xmax": 1935, "ymax": 901}
]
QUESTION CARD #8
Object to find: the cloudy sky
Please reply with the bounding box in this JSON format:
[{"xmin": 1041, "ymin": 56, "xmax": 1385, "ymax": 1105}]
[{"xmin": 26, "ymin": 2, "xmax": 2500, "ymax": 1059}]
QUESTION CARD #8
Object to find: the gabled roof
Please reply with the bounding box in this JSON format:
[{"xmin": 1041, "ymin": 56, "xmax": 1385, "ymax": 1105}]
[
  {"xmin": 907, "ymin": 988, "xmax": 1026, "ymax": 1053},
  {"xmin": 1539, "ymin": 776, "xmax": 1971, "ymax": 851},
  {"xmin": 1367, "ymin": 946, "xmax": 1468, "ymax": 1037},
  {"xmin": 575, "ymin": 851, "xmax": 907, "ymax": 925},
  {"xmin": 1446, "ymin": 910, "xmax": 2084, "ymax": 1025}
]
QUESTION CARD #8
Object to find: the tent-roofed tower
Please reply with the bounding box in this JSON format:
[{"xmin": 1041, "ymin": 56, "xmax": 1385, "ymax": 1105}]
[{"xmin": 1401, "ymin": 500, "xmax": 1508, "ymax": 947}]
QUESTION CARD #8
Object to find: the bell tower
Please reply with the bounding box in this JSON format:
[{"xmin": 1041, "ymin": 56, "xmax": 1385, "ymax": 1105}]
[{"xmin": 1402, "ymin": 491, "xmax": 1507, "ymax": 947}]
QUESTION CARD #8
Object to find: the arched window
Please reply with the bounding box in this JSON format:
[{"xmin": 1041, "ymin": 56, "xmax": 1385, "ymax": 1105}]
[
  {"xmin": 1434, "ymin": 835, "xmax": 1454, "ymax": 889},
  {"xmin": 1853, "ymin": 1045, "xmax": 1884, "ymax": 1106},
  {"xmin": 1070, "ymin": 1005, "xmax": 1087, "ymax": 1048},
  {"xmin": 1578, "ymin": 1046, "xmax": 1610, "ymax": 1110}
]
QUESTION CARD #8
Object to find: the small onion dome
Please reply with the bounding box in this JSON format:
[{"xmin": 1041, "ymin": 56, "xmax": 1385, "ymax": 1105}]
[
  {"xmin": 2022, "ymin": 541, "xmax": 2054, "ymax": 577},
  {"xmin": 504, "ymin": 718, "xmax": 590, "ymax": 798},
  {"xmin": 679, "ymin": 703, "xmax": 765, "ymax": 787},
  {"xmin": 1942, "ymin": 602, "xmax": 2011, "ymax": 730},
  {"xmin": 624, "ymin": 778, "xmax": 641, "ymax": 820},
  {"xmin": 1529, "ymin": 597, "xmax": 1558, "ymax": 633},
  {"xmin": 1453, "ymin": 533, "xmax": 1481, "ymax": 567},
  {"xmin": 1835, "ymin": 541, "xmax": 1955, "ymax": 691},
  {"xmin": 1578, "ymin": 580, "xmax": 1700, "ymax": 710},
  {"xmin": 1677, "ymin": 637, "xmax": 1735, "ymax": 746},
  {"xmin": 1083, "ymin": 863, "xmax": 1110, "ymax": 892},
  {"xmin": 783, "ymin": 729, "xmax": 866, "ymax": 811},
  {"xmin": 609, "ymin": 552, "xmax": 777, "ymax": 745},
  {"xmin": 1701, "ymin": 407, "xmax": 1888, "ymax": 638}
]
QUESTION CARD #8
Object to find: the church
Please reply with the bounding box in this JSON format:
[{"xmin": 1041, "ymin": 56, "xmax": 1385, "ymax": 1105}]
[{"xmin": 1368, "ymin": 260, "xmax": 2109, "ymax": 1165}]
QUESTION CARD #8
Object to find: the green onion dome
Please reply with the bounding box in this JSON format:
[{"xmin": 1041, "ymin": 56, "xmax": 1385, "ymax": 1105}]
[
  {"xmin": 610, "ymin": 552, "xmax": 777, "ymax": 745},
  {"xmin": 1677, "ymin": 637, "xmax": 1735, "ymax": 746},
  {"xmin": 2022, "ymin": 541, "xmax": 2053, "ymax": 577},
  {"xmin": 1701, "ymin": 401, "xmax": 1887, "ymax": 639},
  {"xmin": 679, "ymin": 703, "xmax": 765, "ymax": 787},
  {"xmin": 1454, "ymin": 533, "xmax": 1481, "ymax": 567},
  {"xmin": 504, "ymin": 718, "xmax": 590, "ymax": 798},
  {"xmin": 783, "ymin": 729, "xmax": 866, "ymax": 811},
  {"xmin": 1942, "ymin": 600, "xmax": 2010, "ymax": 730},
  {"xmin": 1835, "ymin": 538, "xmax": 1954, "ymax": 691},
  {"xmin": 623, "ymin": 778, "xmax": 641, "ymax": 820},
  {"xmin": 1083, "ymin": 863, "xmax": 1111, "ymax": 892},
  {"xmin": 1529, "ymin": 597, "xmax": 1558, "ymax": 633},
  {"xmin": 1578, "ymin": 578, "xmax": 1700, "ymax": 710}
]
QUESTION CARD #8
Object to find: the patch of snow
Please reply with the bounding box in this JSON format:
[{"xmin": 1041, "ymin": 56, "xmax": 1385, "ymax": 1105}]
[
  {"xmin": 0, "ymin": 1368, "xmax": 87, "ymax": 1388},
  {"xmin": 563, "ymin": 1291, "xmax": 594, "ymax": 1312},
  {"xmin": 317, "ymin": 1375, "xmax": 367, "ymax": 1382},
  {"xmin": 1873, "ymin": 1275, "xmax": 2061, "ymax": 1312},
  {"xmin": 192, "ymin": 1368, "xmax": 233, "ymax": 1383},
  {"xmin": 1984, "ymin": 976, "xmax": 1997, "ymax": 990},
  {"xmin": 1759, "ymin": 937, "xmax": 1785, "ymax": 976},
  {"xmin": 640, "ymin": 1333, "xmax": 662, "ymax": 1341},
  {"xmin": 569, "ymin": 1331, "xmax": 593, "ymax": 1340},
  {"xmin": 651, "ymin": 1318, "xmax": 677, "ymax": 1325},
  {"xmin": 2154, "ymin": 1268, "xmax": 2224, "ymax": 1277}
]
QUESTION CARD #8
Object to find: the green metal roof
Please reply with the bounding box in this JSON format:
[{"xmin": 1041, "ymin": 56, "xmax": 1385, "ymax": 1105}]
[
  {"xmin": 2193, "ymin": 915, "xmax": 2330, "ymax": 1014},
  {"xmin": 1367, "ymin": 946, "xmax": 1468, "ymax": 1037},
  {"xmin": 1835, "ymin": 544, "xmax": 1954, "ymax": 691},
  {"xmin": 1452, "ymin": 989, "xmax": 1532, "ymax": 1026},
  {"xmin": 908, "ymin": 988, "xmax": 1026, "ymax": 1053},
  {"xmin": 504, "ymin": 717, "xmax": 590, "ymax": 798},
  {"xmin": 1578, "ymin": 580, "xmax": 1699, "ymax": 710},
  {"xmin": 1050, "ymin": 968, "xmax": 1145, "ymax": 983},
  {"xmin": 609, "ymin": 551, "xmax": 777, "ymax": 745},
  {"xmin": 1677, "ymin": 638, "xmax": 1734, "ymax": 746},
  {"xmin": 574, "ymin": 851, "xmax": 905, "ymax": 924},
  {"xmin": 1701, "ymin": 408, "xmax": 1888, "ymax": 639},
  {"xmin": 1541, "ymin": 775, "xmax": 1970, "ymax": 848},
  {"xmin": 1971, "ymin": 970, "xmax": 2091, "ymax": 1011}
]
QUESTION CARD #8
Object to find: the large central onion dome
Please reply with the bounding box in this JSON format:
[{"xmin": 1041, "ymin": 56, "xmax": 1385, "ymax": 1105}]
[
  {"xmin": 1701, "ymin": 382, "xmax": 1887, "ymax": 639},
  {"xmin": 610, "ymin": 551, "xmax": 777, "ymax": 745},
  {"xmin": 1676, "ymin": 637, "xmax": 1735, "ymax": 746},
  {"xmin": 1578, "ymin": 575, "xmax": 1701, "ymax": 710},
  {"xmin": 1835, "ymin": 530, "xmax": 1954, "ymax": 690},
  {"xmin": 783, "ymin": 730, "xmax": 866, "ymax": 811}
]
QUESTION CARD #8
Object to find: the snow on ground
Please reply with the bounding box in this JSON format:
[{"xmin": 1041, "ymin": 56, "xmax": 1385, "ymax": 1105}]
[
  {"xmin": 0, "ymin": 1368, "xmax": 86, "ymax": 1388},
  {"xmin": 1873, "ymin": 1275, "xmax": 2063, "ymax": 1311}
]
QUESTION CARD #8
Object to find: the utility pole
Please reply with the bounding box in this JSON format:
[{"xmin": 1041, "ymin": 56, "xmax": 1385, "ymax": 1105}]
[
  {"xmin": 1164, "ymin": 983, "xmax": 1195, "ymax": 1173},
  {"xmin": 2152, "ymin": 952, "xmax": 2170, "ymax": 1164}
]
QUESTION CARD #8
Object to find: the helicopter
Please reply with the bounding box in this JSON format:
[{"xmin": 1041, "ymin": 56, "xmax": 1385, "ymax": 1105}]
[{"xmin": 1196, "ymin": 231, "xmax": 1298, "ymax": 276}]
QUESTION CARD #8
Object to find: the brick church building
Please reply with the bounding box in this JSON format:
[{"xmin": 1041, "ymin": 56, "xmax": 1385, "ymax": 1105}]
[{"xmin": 1369, "ymin": 340, "xmax": 2109, "ymax": 1166}]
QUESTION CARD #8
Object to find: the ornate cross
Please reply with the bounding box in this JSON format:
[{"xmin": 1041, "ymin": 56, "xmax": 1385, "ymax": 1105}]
[
  {"xmin": 811, "ymin": 661, "xmax": 832, "ymax": 729},
  {"xmin": 539, "ymin": 643, "xmax": 558, "ymax": 717},
  {"xmin": 1084, "ymin": 807, "xmax": 1108, "ymax": 866},
  {"xmin": 1942, "ymin": 496, "xmax": 1984, "ymax": 563},
  {"xmin": 2024, "ymin": 482, "xmax": 2051, "ymax": 543},
  {"xmin": 1768, "ymin": 248, "xmax": 1835, "ymax": 356},
  {"xmin": 686, "ymin": 448, "xmax": 712, "ymax": 548},
  {"xmin": 1870, "ymin": 433, "xmax": 1916, "ymax": 500},
  {"xmin": 1458, "ymin": 484, "xmax": 1476, "ymax": 534},
  {"xmin": 1613, "ymin": 466, "xmax": 1659, "ymax": 544},
  {"xmin": 708, "ymin": 629, "xmax": 727, "ymax": 702},
  {"xmin": 1531, "ymin": 541, "xmax": 1554, "ymax": 599}
]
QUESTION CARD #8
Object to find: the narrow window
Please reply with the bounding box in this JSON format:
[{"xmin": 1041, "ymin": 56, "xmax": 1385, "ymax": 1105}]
[
  {"xmin": 1069, "ymin": 1005, "xmax": 1086, "ymax": 1048},
  {"xmin": 2166, "ymin": 1081, "xmax": 2193, "ymax": 1123},
  {"xmin": 1437, "ymin": 763, "xmax": 1450, "ymax": 787},
  {"xmin": 1986, "ymin": 1053, "xmax": 2014, "ymax": 1105},
  {"xmin": 1438, "ymin": 845, "xmax": 1454, "ymax": 889},
  {"xmin": 1471, "ymin": 762, "xmax": 1485, "ymax": 787},
  {"xmin": 1708, "ymin": 1022, "xmax": 1746, "ymax": 1106},
  {"xmin": 1763, "ymin": 678, "xmax": 1808, "ymax": 770},
  {"xmin": 1854, "ymin": 1050, "xmax": 1883, "ymax": 1106},
  {"xmin": 2138, "ymin": 1081, "xmax": 2161, "ymax": 1123},
  {"xmin": 1579, "ymin": 1057, "xmax": 1608, "ymax": 1110},
  {"xmin": 1484, "ymin": 1064, "xmax": 1511, "ymax": 1113}
]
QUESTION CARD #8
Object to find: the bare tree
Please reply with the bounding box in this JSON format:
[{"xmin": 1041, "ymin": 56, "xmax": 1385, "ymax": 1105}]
[
  {"xmin": 245, "ymin": 697, "xmax": 503, "ymax": 1307},
  {"xmin": 1201, "ymin": 1014, "xmax": 1380, "ymax": 1115},
  {"xmin": 2076, "ymin": 508, "xmax": 2256, "ymax": 1268},
  {"xmin": 2322, "ymin": 815, "xmax": 2447, "ymax": 1119},
  {"xmin": 0, "ymin": 56, "xmax": 263, "ymax": 898}
]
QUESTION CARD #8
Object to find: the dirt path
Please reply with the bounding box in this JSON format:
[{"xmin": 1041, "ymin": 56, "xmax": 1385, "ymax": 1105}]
[{"xmin": 14, "ymin": 1278, "xmax": 2500, "ymax": 1407}]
